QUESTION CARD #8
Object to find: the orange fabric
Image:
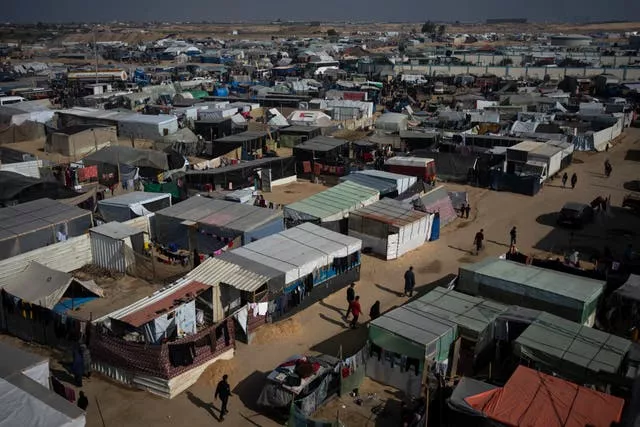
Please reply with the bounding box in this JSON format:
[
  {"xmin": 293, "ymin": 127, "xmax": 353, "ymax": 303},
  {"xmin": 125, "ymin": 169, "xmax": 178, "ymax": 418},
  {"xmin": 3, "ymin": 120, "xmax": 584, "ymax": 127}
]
[{"xmin": 465, "ymin": 366, "xmax": 624, "ymax": 427}]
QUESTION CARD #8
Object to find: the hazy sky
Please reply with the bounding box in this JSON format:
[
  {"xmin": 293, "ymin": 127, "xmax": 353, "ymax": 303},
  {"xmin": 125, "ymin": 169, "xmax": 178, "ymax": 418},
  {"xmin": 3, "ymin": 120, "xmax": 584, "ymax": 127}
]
[{"xmin": 3, "ymin": 0, "xmax": 639, "ymax": 24}]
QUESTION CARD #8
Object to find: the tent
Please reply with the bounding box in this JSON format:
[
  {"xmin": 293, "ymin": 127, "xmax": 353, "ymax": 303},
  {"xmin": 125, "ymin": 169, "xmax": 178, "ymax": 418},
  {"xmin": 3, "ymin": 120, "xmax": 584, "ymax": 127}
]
[
  {"xmin": 447, "ymin": 377, "xmax": 498, "ymax": 418},
  {"xmin": 98, "ymin": 191, "xmax": 172, "ymax": 222},
  {"xmin": 412, "ymin": 186, "xmax": 458, "ymax": 228},
  {"xmin": 0, "ymin": 198, "xmax": 93, "ymax": 261},
  {"xmin": 0, "ymin": 341, "xmax": 86, "ymax": 427},
  {"xmin": 348, "ymin": 198, "xmax": 432, "ymax": 260},
  {"xmin": 284, "ymin": 181, "xmax": 379, "ymax": 230},
  {"xmin": 465, "ymin": 366, "xmax": 625, "ymax": 427},
  {"xmin": 339, "ymin": 173, "xmax": 397, "ymax": 196},
  {"xmin": 1, "ymin": 261, "xmax": 103, "ymax": 310},
  {"xmin": 356, "ymin": 170, "xmax": 417, "ymax": 195},
  {"xmin": 457, "ymin": 258, "xmax": 605, "ymax": 326},
  {"xmin": 514, "ymin": 312, "xmax": 631, "ymax": 384},
  {"xmin": 82, "ymin": 145, "xmax": 171, "ymax": 170},
  {"xmin": 367, "ymin": 288, "xmax": 507, "ymax": 396}
]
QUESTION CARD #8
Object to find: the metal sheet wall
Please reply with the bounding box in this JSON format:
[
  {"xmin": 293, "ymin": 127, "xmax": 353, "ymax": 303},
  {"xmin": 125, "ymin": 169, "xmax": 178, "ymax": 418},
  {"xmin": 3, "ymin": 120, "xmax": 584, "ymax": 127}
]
[
  {"xmin": 0, "ymin": 234, "xmax": 92, "ymax": 287},
  {"xmin": 90, "ymin": 232, "xmax": 126, "ymax": 273}
]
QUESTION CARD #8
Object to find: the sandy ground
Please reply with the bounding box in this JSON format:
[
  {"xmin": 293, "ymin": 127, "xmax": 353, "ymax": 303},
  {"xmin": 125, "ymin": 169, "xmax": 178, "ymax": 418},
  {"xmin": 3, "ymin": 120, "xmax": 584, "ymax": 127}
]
[{"xmin": 3, "ymin": 128, "xmax": 640, "ymax": 426}]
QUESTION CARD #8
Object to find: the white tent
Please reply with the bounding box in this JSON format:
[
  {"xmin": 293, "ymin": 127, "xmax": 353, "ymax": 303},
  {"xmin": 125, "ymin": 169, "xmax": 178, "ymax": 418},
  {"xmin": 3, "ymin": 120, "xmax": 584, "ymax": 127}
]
[{"xmin": 0, "ymin": 341, "xmax": 86, "ymax": 427}]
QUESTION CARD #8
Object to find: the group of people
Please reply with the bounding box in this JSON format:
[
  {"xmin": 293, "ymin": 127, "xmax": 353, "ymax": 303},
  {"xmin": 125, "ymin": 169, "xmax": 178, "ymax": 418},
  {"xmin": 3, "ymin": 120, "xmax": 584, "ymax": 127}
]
[
  {"xmin": 345, "ymin": 283, "xmax": 381, "ymax": 329},
  {"xmin": 459, "ymin": 203, "xmax": 471, "ymax": 219},
  {"xmin": 561, "ymin": 172, "xmax": 579, "ymax": 189}
]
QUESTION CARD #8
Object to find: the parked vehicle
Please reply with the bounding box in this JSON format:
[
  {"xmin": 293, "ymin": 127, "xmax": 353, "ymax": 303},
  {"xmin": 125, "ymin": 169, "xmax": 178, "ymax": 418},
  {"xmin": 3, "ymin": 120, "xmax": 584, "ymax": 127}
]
[
  {"xmin": 557, "ymin": 202, "xmax": 594, "ymax": 228},
  {"xmin": 623, "ymin": 193, "xmax": 640, "ymax": 213}
]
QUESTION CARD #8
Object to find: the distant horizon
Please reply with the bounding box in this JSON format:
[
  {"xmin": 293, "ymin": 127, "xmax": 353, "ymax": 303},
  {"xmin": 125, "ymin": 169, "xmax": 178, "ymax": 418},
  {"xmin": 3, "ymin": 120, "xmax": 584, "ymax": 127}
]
[
  {"xmin": 2, "ymin": 18, "xmax": 640, "ymax": 26},
  {"xmin": 2, "ymin": 0, "xmax": 639, "ymax": 26}
]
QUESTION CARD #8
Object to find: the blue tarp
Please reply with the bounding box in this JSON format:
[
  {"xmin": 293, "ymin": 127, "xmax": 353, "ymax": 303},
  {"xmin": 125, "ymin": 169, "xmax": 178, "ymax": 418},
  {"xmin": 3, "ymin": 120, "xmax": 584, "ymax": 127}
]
[
  {"xmin": 53, "ymin": 297, "xmax": 98, "ymax": 314},
  {"xmin": 430, "ymin": 213, "xmax": 440, "ymax": 241}
]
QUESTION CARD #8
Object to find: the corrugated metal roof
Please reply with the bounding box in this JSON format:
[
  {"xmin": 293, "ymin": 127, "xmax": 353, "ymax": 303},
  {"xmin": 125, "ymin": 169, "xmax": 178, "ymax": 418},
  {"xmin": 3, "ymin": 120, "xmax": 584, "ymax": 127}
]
[
  {"xmin": 119, "ymin": 280, "xmax": 210, "ymax": 327},
  {"xmin": 285, "ymin": 181, "xmax": 379, "ymax": 222},
  {"xmin": 90, "ymin": 221, "xmax": 141, "ymax": 240},
  {"xmin": 0, "ymin": 198, "xmax": 90, "ymax": 239},
  {"xmin": 460, "ymin": 259, "xmax": 605, "ymax": 304},
  {"xmin": 98, "ymin": 191, "xmax": 171, "ymax": 208},
  {"xmin": 156, "ymin": 196, "xmax": 282, "ymax": 232},
  {"xmin": 515, "ymin": 312, "xmax": 631, "ymax": 375},
  {"xmin": 185, "ymin": 257, "xmax": 270, "ymax": 292},
  {"xmin": 294, "ymin": 136, "xmax": 349, "ymax": 152},
  {"xmin": 351, "ymin": 198, "xmax": 427, "ymax": 227},
  {"xmin": 339, "ymin": 173, "xmax": 396, "ymax": 195}
]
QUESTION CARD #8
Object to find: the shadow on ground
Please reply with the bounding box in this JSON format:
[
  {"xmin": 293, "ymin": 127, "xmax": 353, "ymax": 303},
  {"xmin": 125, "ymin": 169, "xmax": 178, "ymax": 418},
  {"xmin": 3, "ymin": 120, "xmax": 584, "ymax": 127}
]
[
  {"xmin": 624, "ymin": 181, "xmax": 640, "ymax": 191},
  {"xmin": 625, "ymin": 149, "xmax": 640, "ymax": 162},
  {"xmin": 536, "ymin": 212, "xmax": 559, "ymax": 227},
  {"xmin": 186, "ymin": 391, "xmax": 219, "ymax": 421}
]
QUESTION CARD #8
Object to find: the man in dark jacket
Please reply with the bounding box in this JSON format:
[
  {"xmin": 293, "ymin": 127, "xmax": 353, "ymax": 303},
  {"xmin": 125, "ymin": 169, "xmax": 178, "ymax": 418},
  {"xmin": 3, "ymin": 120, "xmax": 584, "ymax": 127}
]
[
  {"xmin": 215, "ymin": 374, "xmax": 232, "ymax": 421},
  {"xmin": 72, "ymin": 348, "xmax": 84, "ymax": 387},
  {"xmin": 77, "ymin": 391, "xmax": 89, "ymax": 411},
  {"xmin": 404, "ymin": 266, "xmax": 415, "ymax": 297},
  {"xmin": 345, "ymin": 283, "xmax": 356, "ymax": 318},
  {"xmin": 509, "ymin": 226, "xmax": 517, "ymax": 247}
]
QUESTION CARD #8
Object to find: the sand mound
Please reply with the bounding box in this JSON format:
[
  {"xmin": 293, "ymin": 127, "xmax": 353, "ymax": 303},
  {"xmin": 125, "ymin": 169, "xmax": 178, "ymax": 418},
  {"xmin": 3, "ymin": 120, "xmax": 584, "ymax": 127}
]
[
  {"xmin": 201, "ymin": 358, "xmax": 238, "ymax": 387},
  {"xmin": 251, "ymin": 318, "xmax": 302, "ymax": 345}
]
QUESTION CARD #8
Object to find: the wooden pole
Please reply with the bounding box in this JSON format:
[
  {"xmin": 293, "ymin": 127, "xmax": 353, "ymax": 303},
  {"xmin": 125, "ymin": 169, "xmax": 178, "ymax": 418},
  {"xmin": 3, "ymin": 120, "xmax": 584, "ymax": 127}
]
[{"xmin": 95, "ymin": 396, "xmax": 107, "ymax": 427}]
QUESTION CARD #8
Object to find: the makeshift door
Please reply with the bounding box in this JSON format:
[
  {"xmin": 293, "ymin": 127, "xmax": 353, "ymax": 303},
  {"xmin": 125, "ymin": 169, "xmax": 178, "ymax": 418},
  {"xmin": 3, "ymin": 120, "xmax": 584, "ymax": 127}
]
[{"xmin": 261, "ymin": 169, "xmax": 272, "ymax": 192}]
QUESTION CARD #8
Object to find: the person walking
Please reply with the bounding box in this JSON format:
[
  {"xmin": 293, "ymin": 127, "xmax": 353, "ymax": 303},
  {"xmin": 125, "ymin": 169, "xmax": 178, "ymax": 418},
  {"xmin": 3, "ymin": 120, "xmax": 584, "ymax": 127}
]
[
  {"xmin": 465, "ymin": 204, "xmax": 471, "ymax": 219},
  {"xmin": 474, "ymin": 229, "xmax": 484, "ymax": 255},
  {"xmin": 80, "ymin": 343, "xmax": 92, "ymax": 379},
  {"xmin": 214, "ymin": 374, "xmax": 232, "ymax": 421},
  {"xmin": 369, "ymin": 301, "xmax": 381, "ymax": 321},
  {"xmin": 510, "ymin": 226, "xmax": 517, "ymax": 247},
  {"xmin": 570, "ymin": 173, "xmax": 577, "ymax": 190},
  {"xmin": 459, "ymin": 203, "xmax": 466, "ymax": 218},
  {"xmin": 561, "ymin": 172, "xmax": 568, "ymax": 188},
  {"xmin": 77, "ymin": 391, "xmax": 89, "ymax": 411},
  {"xmin": 71, "ymin": 347, "xmax": 84, "ymax": 388},
  {"xmin": 349, "ymin": 296, "xmax": 362, "ymax": 329},
  {"xmin": 345, "ymin": 283, "xmax": 356, "ymax": 318},
  {"xmin": 404, "ymin": 266, "xmax": 416, "ymax": 297}
]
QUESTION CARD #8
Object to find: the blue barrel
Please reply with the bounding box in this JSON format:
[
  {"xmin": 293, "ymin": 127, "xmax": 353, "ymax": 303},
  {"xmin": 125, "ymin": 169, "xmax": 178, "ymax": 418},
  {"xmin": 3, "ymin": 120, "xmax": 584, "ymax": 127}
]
[{"xmin": 215, "ymin": 87, "xmax": 229, "ymax": 97}]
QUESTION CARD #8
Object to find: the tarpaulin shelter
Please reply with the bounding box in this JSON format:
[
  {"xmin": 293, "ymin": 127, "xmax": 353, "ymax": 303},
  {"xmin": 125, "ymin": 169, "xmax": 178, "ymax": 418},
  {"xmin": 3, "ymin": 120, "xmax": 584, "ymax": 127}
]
[
  {"xmin": 1, "ymin": 261, "xmax": 103, "ymax": 310},
  {"xmin": 411, "ymin": 185, "xmax": 458, "ymax": 228},
  {"xmin": 284, "ymin": 181, "xmax": 379, "ymax": 232},
  {"xmin": 447, "ymin": 377, "xmax": 498, "ymax": 419},
  {"xmin": 292, "ymin": 136, "xmax": 350, "ymax": 168},
  {"xmin": 515, "ymin": 312, "xmax": 632, "ymax": 384},
  {"xmin": 0, "ymin": 171, "xmax": 78, "ymax": 206},
  {"xmin": 153, "ymin": 196, "xmax": 283, "ymax": 252},
  {"xmin": 0, "ymin": 341, "xmax": 86, "ymax": 427},
  {"xmin": 348, "ymin": 198, "xmax": 432, "ymax": 260},
  {"xmin": 83, "ymin": 145, "xmax": 171, "ymax": 170},
  {"xmin": 367, "ymin": 288, "xmax": 507, "ymax": 396},
  {"xmin": 0, "ymin": 198, "xmax": 92, "ymax": 261},
  {"xmin": 98, "ymin": 191, "xmax": 172, "ymax": 222},
  {"xmin": 608, "ymin": 275, "xmax": 640, "ymax": 337},
  {"xmin": 457, "ymin": 258, "xmax": 605, "ymax": 326},
  {"xmin": 464, "ymin": 365, "xmax": 625, "ymax": 427},
  {"xmin": 339, "ymin": 173, "xmax": 397, "ymax": 197}
]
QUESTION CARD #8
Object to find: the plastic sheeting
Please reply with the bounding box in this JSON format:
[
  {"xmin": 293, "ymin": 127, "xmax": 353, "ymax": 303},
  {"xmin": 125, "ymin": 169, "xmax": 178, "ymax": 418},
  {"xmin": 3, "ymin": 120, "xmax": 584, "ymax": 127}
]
[{"xmin": 0, "ymin": 377, "xmax": 85, "ymax": 427}]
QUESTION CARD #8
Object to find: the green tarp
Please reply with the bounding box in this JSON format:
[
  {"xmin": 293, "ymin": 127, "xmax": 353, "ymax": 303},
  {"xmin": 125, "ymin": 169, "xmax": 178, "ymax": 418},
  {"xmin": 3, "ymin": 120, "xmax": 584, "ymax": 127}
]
[{"xmin": 143, "ymin": 182, "xmax": 180, "ymax": 200}]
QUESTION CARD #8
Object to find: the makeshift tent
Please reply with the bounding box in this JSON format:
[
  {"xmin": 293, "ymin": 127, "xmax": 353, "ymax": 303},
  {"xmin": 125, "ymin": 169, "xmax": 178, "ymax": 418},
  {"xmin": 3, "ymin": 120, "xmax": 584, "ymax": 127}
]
[
  {"xmin": 608, "ymin": 275, "xmax": 640, "ymax": 336},
  {"xmin": 356, "ymin": 170, "xmax": 417, "ymax": 195},
  {"xmin": 339, "ymin": 173, "xmax": 397, "ymax": 196},
  {"xmin": 257, "ymin": 354, "xmax": 340, "ymax": 416},
  {"xmin": 98, "ymin": 191, "xmax": 172, "ymax": 222},
  {"xmin": 465, "ymin": 366, "xmax": 625, "ymax": 427},
  {"xmin": 0, "ymin": 171, "xmax": 78, "ymax": 205},
  {"xmin": 515, "ymin": 312, "xmax": 631, "ymax": 383},
  {"xmin": 412, "ymin": 186, "xmax": 458, "ymax": 227},
  {"xmin": 153, "ymin": 196, "xmax": 283, "ymax": 251},
  {"xmin": 284, "ymin": 181, "xmax": 379, "ymax": 230},
  {"xmin": 228, "ymin": 222, "xmax": 362, "ymax": 293},
  {"xmin": 292, "ymin": 136, "xmax": 350, "ymax": 166},
  {"xmin": 348, "ymin": 198, "xmax": 432, "ymax": 260},
  {"xmin": 101, "ymin": 280, "xmax": 210, "ymax": 344},
  {"xmin": 0, "ymin": 198, "xmax": 92, "ymax": 261},
  {"xmin": 457, "ymin": 258, "xmax": 605, "ymax": 326},
  {"xmin": 447, "ymin": 377, "xmax": 498, "ymax": 418},
  {"xmin": 90, "ymin": 222, "xmax": 145, "ymax": 273},
  {"xmin": 82, "ymin": 145, "xmax": 171, "ymax": 170},
  {"xmin": 0, "ymin": 341, "xmax": 86, "ymax": 427},
  {"xmin": 1, "ymin": 261, "xmax": 103, "ymax": 310}
]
